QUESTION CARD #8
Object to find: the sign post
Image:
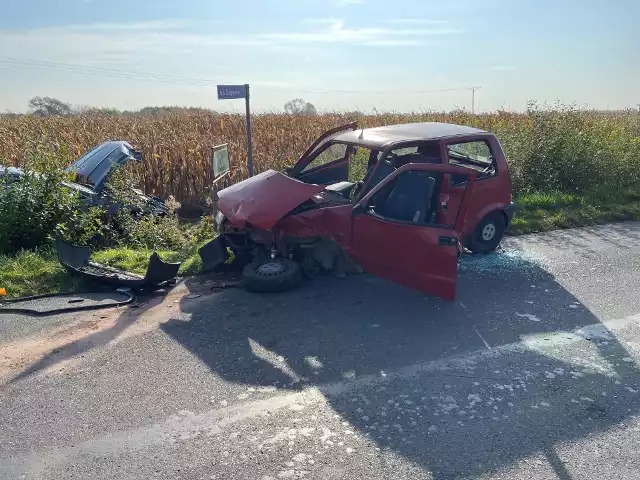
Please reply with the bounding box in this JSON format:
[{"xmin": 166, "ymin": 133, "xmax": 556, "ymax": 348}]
[{"xmin": 217, "ymin": 84, "xmax": 254, "ymax": 177}]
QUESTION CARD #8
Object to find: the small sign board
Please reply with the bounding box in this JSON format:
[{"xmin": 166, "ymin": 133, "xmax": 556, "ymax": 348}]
[
  {"xmin": 212, "ymin": 144, "xmax": 230, "ymax": 177},
  {"xmin": 217, "ymin": 85, "xmax": 247, "ymax": 100}
]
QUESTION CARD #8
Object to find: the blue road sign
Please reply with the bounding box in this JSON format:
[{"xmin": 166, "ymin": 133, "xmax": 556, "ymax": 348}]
[{"xmin": 217, "ymin": 85, "xmax": 247, "ymax": 100}]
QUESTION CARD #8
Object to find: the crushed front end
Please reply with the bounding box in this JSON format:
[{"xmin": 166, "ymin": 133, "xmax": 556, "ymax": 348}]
[{"xmin": 199, "ymin": 170, "xmax": 361, "ymax": 289}]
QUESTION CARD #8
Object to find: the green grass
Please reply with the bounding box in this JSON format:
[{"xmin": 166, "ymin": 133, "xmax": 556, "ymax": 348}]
[
  {"xmin": 91, "ymin": 242, "xmax": 206, "ymax": 277},
  {"xmin": 0, "ymin": 249, "xmax": 82, "ymax": 300},
  {"xmin": 509, "ymin": 188, "xmax": 640, "ymax": 235},
  {"xmin": 0, "ymin": 239, "xmax": 211, "ymax": 300}
]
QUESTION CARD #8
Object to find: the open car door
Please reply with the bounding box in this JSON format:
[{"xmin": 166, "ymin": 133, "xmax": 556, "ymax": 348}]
[
  {"xmin": 289, "ymin": 122, "xmax": 357, "ymax": 185},
  {"xmin": 348, "ymin": 164, "xmax": 476, "ymax": 300}
]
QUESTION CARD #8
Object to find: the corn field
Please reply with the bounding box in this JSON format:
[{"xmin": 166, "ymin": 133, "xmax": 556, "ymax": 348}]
[{"xmin": 1, "ymin": 106, "xmax": 639, "ymax": 204}]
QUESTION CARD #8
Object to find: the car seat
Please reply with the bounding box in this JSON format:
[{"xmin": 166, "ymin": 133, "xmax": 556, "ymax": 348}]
[{"xmin": 381, "ymin": 172, "xmax": 436, "ymax": 223}]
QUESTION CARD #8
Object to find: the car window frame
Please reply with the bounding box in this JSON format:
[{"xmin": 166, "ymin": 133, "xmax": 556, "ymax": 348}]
[
  {"xmin": 361, "ymin": 165, "xmax": 474, "ymax": 230},
  {"xmin": 444, "ymin": 138, "xmax": 498, "ymax": 187},
  {"xmin": 299, "ymin": 141, "xmax": 351, "ymax": 174}
]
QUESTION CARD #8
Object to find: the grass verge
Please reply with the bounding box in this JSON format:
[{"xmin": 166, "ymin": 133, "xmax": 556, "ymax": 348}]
[
  {"xmin": 0, "ymin": 239, "xmax": 211, "ymax": 300},
  {"xmin": 509, "ymin": 188, "xmax": 640, "ymax": 235},
  {"xmin": 0, "ymin": 249, "xmax": 83, "ymax": 300}
]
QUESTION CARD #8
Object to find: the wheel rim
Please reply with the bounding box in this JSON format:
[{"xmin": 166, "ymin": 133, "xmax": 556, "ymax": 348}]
[
  {"xmin": 481, "ymin": 223, "xmax": 496, "ymax": 241},
  {"xmin": 257, "ymin": 262, "xmax": 285, "ymax": 276}
]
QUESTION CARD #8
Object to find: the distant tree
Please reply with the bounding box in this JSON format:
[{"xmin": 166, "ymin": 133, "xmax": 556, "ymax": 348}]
[
  {"xmin": 284, "ymin": 98, "xmax": 318, "ymax": 115},
  {"xmin": 75, "ymin": 105, "xmax": 122, "ymax": 116},
  {"xmin": 134, "ymin": 106, "xmax": 216, "ymax": 116},
  {"xmin": 2, "ymin": 110, "xmax": 21, "ymax": 119},
  {"xmin": 28, "ymin": 96, "xmax": 73, "ymax": 116}
]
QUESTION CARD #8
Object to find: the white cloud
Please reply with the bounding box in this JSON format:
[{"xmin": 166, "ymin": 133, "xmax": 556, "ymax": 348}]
[
  {"xmin": 61, "ymin": 19, "xmax": 199, "ymax": 32},
  {"xmin": 261, "ymin": 19, "xmax": 461, "ymax": 44},
  {"xmin": 0, "ymin": 18, "xmax": 462, "ymax": 63},
  {"xmin": 387, "ymin": 19, "xmax": 452, "ymax": 25},
  {"xmin": 358, "ymin": 39, "xmax": 425, "ymax": 47},
  {"xmin": 488, "ymin": 65, "xmax": 516, "ymax": 71}
]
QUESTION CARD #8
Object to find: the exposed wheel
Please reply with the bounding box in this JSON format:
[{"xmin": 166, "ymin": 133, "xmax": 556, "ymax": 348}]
[
  {"xmin": 242, "ymin": 258, "xmax": 302, "ymax": 293},
  {"xmin": 467, "ymin": 211, "xmax": 506, "ymax": 253}
]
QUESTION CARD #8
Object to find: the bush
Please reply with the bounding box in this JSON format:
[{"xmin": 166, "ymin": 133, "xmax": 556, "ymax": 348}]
[
  {"xmin": 0, "ymin": 151, "xmax": 210, "ymax": 255},
  {"xmin": 0, "ymin": 162, "xmax": 80, "ymax": 254},
  {"xmin": 496, "ymin": 104, "xmax": 640, "ymax": 195}
]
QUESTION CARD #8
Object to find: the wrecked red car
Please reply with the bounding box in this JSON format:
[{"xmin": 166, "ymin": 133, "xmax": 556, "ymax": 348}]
[{"xmin": 203, "ymin": 122, "xmax": 515, "ymax": 300}]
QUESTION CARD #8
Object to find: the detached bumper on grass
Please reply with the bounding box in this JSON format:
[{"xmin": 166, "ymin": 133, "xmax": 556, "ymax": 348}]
[{"xmin": 56, "ymin": 239, "xmax": 181, "ymax": 291}]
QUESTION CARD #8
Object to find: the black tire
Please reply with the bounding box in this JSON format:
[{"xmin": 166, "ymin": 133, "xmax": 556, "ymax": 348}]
[
  {"xmin": 467, "ymin": 211, "xmax": 506, "ymax": 253},
  {"xmin": 242, "ymin": 258, "xmax": 302, "ymax": 293}
]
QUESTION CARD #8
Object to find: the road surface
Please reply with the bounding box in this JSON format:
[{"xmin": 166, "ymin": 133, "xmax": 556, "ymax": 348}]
[{"xmin": 2, "ymin": 222, "xmax": 640, "ymax": 480}]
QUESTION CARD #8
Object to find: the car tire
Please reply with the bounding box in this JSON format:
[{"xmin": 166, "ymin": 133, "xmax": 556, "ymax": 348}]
[
  {"xmin": 467, "ymin": 211, "xmax": 506, "ymax": 253},
  {"xmin": 242, "ymin": 258, "xmax": 303, "ymax": 293}
]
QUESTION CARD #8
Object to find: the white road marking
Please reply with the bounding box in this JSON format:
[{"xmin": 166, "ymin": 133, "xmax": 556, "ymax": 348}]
[
  {"xmin": 473, "ymin": 328, "xmax": 492, "ymax": 350},
  {"xmin": 516, "ymin": 313, "xmax": 542, "ymax": 322}
]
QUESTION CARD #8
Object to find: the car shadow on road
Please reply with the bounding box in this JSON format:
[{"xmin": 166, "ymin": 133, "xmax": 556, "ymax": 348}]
[
  {"xmin": 3, "ymin": 290, "xmax": 172, "ymax": 386},
  {"xmin": 163, "ymin": 250, "xmax": 640, "ymax": 479}
]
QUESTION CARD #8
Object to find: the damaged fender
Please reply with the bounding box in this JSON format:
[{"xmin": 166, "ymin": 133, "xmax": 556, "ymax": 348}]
[{"xmin": 275, "ymin": 204, "xmax": 353, "ymax": 248}]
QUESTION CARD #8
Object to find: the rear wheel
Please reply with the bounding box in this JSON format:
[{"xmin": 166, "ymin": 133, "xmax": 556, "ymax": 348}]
[
  {"xmin": 242, "ymin": 258, "xmax": 302, "ymax": 293},
  {"xmin": 467, "ymin": 212, "xmax": 506, "ymax": 253}
]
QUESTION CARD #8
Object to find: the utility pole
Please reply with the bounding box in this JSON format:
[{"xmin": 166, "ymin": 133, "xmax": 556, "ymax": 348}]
[{"xmin": 470, "ymin": 86, "xmax": 482, "ymax": 113}]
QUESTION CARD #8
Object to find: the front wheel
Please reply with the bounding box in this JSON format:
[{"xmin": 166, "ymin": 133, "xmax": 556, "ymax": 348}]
[
  {"xmin": 242, "ymin": 258, "xmax": 302, "ymax": 293},
  {"xmin": 467, "ymin": 212, "xmax": 506, "ymax": 253}
]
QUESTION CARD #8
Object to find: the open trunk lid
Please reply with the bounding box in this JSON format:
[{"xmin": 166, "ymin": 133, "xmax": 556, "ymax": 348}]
[{"xmin": 216, "ymin": 170, "xmax": 324, "ymax": 230}]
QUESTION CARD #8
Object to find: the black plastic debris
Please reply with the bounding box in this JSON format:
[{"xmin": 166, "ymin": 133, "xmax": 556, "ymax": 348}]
[
  {"xmin": 56, "ymin": 239, "xmax": 181, "ymax": 290},
  {"xmin": 198, "ymin": 237, "xmax": 230, "ymax": 272},
  {"xmin": 0, "ymin": 290, "xmax": 135, "ymax": 316}
]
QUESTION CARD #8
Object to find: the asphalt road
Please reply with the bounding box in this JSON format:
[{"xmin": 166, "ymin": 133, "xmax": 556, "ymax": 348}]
[{"xmin": 2, "ymin": 222, "xmax": 640, "ymax": 480}]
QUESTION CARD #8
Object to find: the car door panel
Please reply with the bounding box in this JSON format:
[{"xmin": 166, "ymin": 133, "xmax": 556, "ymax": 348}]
[
  {"xmin": 349, "ymin": 163, "xmax": 476, "ymax": 300},
  {"xmin": 349, "ymin": 214, "xmax": 459, "ymax": 300}
]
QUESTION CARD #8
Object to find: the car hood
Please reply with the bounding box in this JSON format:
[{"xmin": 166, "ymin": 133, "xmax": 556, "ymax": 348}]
[
  {"xmin": 66, "ymin": 141, "xmax": 141, "ymax": 191},
  {"xmin": 216, "ymin": 170, "xmax": 324, "ymax": 230}
]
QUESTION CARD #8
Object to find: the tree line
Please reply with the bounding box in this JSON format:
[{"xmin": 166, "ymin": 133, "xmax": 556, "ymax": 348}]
[{"xmin": 3, "ymin": 96, "xmax": 322, "ymax": 117}]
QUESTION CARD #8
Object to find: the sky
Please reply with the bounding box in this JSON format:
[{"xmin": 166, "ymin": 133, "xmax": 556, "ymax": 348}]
[{"xmin": 0, "ymin": 0, "xmax": 638, "ymax": 113}]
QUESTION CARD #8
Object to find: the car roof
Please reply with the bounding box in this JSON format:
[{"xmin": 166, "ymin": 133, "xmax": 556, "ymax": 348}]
[{"xmin": 332, "ymin": 122, "xmax": 489, "ymax": 149}]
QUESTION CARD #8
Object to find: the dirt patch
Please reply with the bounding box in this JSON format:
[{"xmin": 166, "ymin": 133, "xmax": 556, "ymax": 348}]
[{"xmin": 0, "ymin": 283, "xmax": 202, "ymax": 383}]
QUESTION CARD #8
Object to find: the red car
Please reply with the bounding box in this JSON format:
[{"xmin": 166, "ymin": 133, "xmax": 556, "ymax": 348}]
[{"xmin": 206, "ymin": 122, "xmax": 515, "ymax": 300}]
